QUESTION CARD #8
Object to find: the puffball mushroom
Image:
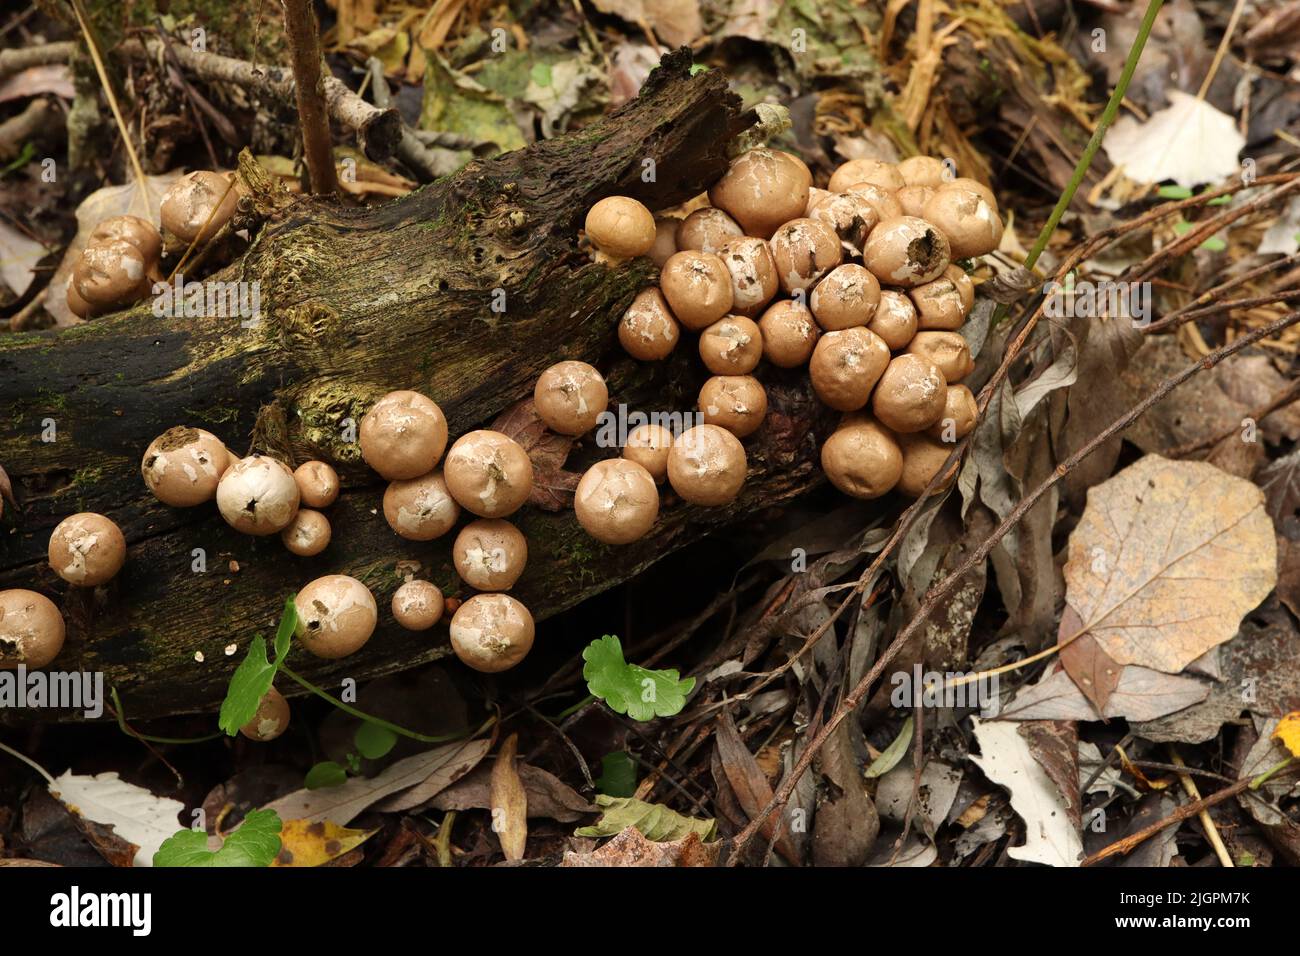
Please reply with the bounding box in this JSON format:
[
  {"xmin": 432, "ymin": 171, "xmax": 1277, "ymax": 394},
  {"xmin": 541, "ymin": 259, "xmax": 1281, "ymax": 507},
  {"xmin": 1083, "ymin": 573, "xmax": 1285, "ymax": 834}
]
[
  {"xmin": 382, "ymin": 470, "xmax": 460, "ymax": 540},
  {"xmin": 0, "ymin": 589, "xmax": 66, "ymax": 669},
  {"xmin": 708, "ymin": 148, "xmax": 812, "ymax": 239},
  {"xmin": 295, "ymin": 574, "xmax": 378, "ymax": 659},
  {"xmin": 897, "ymin": 155, "xmax": 950, "ymax": 188},
  {"xmin": 667, "ymin": 424, "xmax": 747, "ymax": 506},
  {"xmin": 453, "ymin": 518, "xmax": 528, "ymax": 590},
  {"xmin": 649, "ymin": 216, "xmax": 680, "ymax": 267},
  {"xmin": 660, "ymin": 251, "xmax": 734, "ymax": 330},
  {"xmin": 897, "ymin": 433, "xmax": 959, "ymax": 497},
  {"xmin": 73, "ymin": 238, "xmax": 150, "ymax": 309},
  {"xmin": 929, "ymin": 383, "xmax": 979, "ymax": 441},
  {"xmin": 821, "ymin": 416, "xmax": 903, "ymax": 499},
  {"xmin": 868, "ymin": 290, "xmax": 919, "ymax": 350},
  {"xmin": 619, "ymin": 288, "xmax": 680, "ymax": 361},
  {"xmin": 534, "ymin": 361, "xmax": 609, "ymax": 436},
  {"xmin": 804, "ymin": 186, "xmax": 833, "ymax": 217},
  {"xmin": 676, "ymin": 207, "xmax": 744, "ymax": 253},
  {"xmin": 699, "ymin": 315, "xmax": 763, "ymax": 375},
  {"xmin": 809, "ymin": 327, "xmax": 890, "ymax": 412},
  {"xmin": 908, "ymin": 331, "xmax": 974, "ymax": 382},
  {"xmin": 828, "ymin": 158, "xmax": 904, "ymax": 193},
  {"xmin": 845, "ymin": 182, "xmax": 904, "ymax": 222},
  {"xmin": 443, "ymin": 430, "xmax": 534, "ymax": 518},
  {"xmin": 718, "ymin": 238, "xmax": 779, "ymax": 318},
  {"xmin": 922, "ymin": 183, "xmax": 1004, "ymax": 259},
  {"xmin": 758, "ymin": 299, "xmax": 819, "ymax": 367},
  {"xmin": 449, "ymin": 593, "xmax": 535, "ymax": 673},
  {"xmin": 863, "ymin": 216, "xmax": 951, "ymax": 288},
  {"xmin": 585, "ymin": 196, "xmax": 656, "ymax": 258},
  {"xmin": 622, "ymin": 422, "xmax": 674, "ymax": 482},
  {"xmin": 359, "ymin": 390, "xmax": 449, "ymax": 481},
  {"xmin": 141, "ymin": 426, "xmax": 231, "ymax": 506},
  {"xmin": 810, "ymin": 263, "xmax": 881, "ymax": 331},
  {"xmin": 281, "ymin": 508, "xmax": 332, "ymax": 556},
  {"xmin": 89, "ymin": 215, "xmax": 163, "ymax": 267},
  {"xmin": 910, "ymin": 270, "xmax": 971, "ymax": 331},
  {"xmin": 293, "ymin": 461, "xmax": 340, "ymax": 508},
  {"xmin": 574, "ymin": 459, "xmax": 660, "ymax": 545},
  {"xmin": 870, "ymin": 354, "xmax": 948, "ymax": 433},
  {"xmin": 48, "ymin": 513, "xmax": 126, "ymax": 586},
  {"xmin": 809, "ymin": 191, "xmax": 879, "ymax": 252},
  {"xmin": 66, "ymin": 277, "xmax": 94, "ymax": 319},
  {"xmin": 699, "ymin": 374, "xmax": 768, "ymax": 438},
  {"xmin": 216, "ymin": 455, "xmax": 301, "ymax": 535},
  {"xmin": 895, "ymin": 184, "xmax": 935, "ymax": 219},
  {"xmin": 392, "ymin": 580, "xmax": 445, "ymax": 631},
  {"xmin": 160, "ymin": 170, "xmax": 239, "ymax": 244},
  {"xmin": 240, "ymin": 687, "xmax": 290, "ymax": 742},
  {"xmin": 769, "ymin": 218, "xmax": 842, "ymax": 294}
]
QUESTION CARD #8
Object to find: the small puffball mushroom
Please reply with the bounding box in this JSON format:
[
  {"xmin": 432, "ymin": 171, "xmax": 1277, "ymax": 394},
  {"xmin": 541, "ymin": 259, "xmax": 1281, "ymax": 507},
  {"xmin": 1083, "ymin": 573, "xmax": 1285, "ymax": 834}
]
[
  {"xmin": 821, "ymin": 415, "xmax": 903, "ymax": 499},
  {"xmin": 650, "ymin": 216, "xmax": 680, "ymax": 267},
  {"xmin": 804, "ymin": 186, "xmax": 833, "ymax": 217},
  {"xmin": 585, "ymin": 196, "xmax": 656, "ymax": 258},
  {"xmin": 676, "ymin": 207, "xmax": 744, "ymax": 253},
  {"xmin": 870, "ymin": 354, "xmax": 948, "ymax": 433},
  {"xmin": 759, "ymin": 299, "xmax": 820, "ymax": 367},
  {"xmin": 908, "ymin": 331, "xmax": 974, "ymax": 382},
  {"xmin": 868, "ymin": 290, "xmax": 919, "ymax": 350},
  {"xmin": 708, "ymin": 148, "xmax": 812, "ymax": 239},
  {"xmin": 845, "ymin": 181, "xmax": 905, "ymax": 223},
  {"xmin": 699, "ymin": 315, "xmax": 763, "ymax": 375},
  {"xmin": 360, "ymin": 390, "xmax": 449, "ymax": 481},
  {"xmin": 699, "ymin": 374, "xmax": 768, "ymax": 438},
  {"xmin": 923, "ymin": 183, "xmax": 1004, "ymax": 259},
  {"xmin": 66, "ymin": 277, "xmax": 94, "ymax": 319},
  {"xmin": 74, "ymin": 239, "xmax": 150, "ymax": 309},
  {"xmin": 667, "ymin": 424, "xmax": 747, "ymax": 506},
  {"xmin": 141, "ymin": 426, "xmax": 231, "ymax": 506},
  {"xmin": 862, "ymin": 216, "xmax": 951, "ymax": 288},
  {"xmin": 895, "ymin": 184, "xmax": 934, "ymax": 219},
  {"xmin": 90, "ymin": 215, "xmax": 163, "ymax": 267},
  {"xmin": 443, "ymin": 430, "xmax": 534, "ymax": 518},
  {"xmin": 281, "ymin": 508, "xmax": 331, "ymax": 556},
  {"xmin": 216, "ymin": 455, "xmax": 301, "ymax": 534},
  {"xmin": 769, "ymin": 218, "xmax": 842, "ymax": 294},
  {"xmin": 718, "ymin": 237, "xmax": 779, "ymax": 318},
  {"xmin": 829, "ymin": 158, "xmax": 904, "ymax": 193},
  {"xmin": 534, "ymin": 361, "xmax": 609, "ymax": 436},
  {"xmin": 392, "ymin": 580, "xmax": 444, "ymax": 631},
  {"xmin": 809, "ymin": 191, "xmax": 879, "ymax": 253},
  {"xmin": 897, "ymin": 432, "xmax": 959, "ymax": 497},
  {"xmin": 897, "ymin": 155, "xmax": 950, "ymax": 188},
  {"xmin": 240, "ymin": 687, "xmax": 290, "ymax": 741},
  {"xmin": 619, "ymin": 288, "xmax": 681, "ymax": 361},
  {"xmin": 453, "ymin": 518, "xmax": 528, "ymax": 590},
  {"xmin": 949, "ymin": 177, "xmax": 998, "ymax": 209},
  {"xmin": 910, "ymin": 270, "xmax": 970, "ymax": 331},
  {"xmin": 574, "ymin": 459, "xmax": 660, "ymax": 545},
  {"xmin": 929, "ymin": 383, "xmax": 979, "ymax": 442},
  {"xmin": 660, "ymin": 251, "xmax": 734, "ymax": 330},
  {"xmin": 947, "ymin": 264, "xmax": 975, "ymax": 312},
  {"xmin": 295, "ymin": 574, "xmax": 378, "ymax": 659},
  {"xmin": 450, "ymin": 593, "xmax": 535, "ymax": 673},
  {"xmin": 810, "ymin": 263, "xmax": 881, "ymax": 331},
  {"xmin": 383, "ymin": 470, "xmax": 460, "ymax": 540},
  {"xmin": 622, "ymin": 423, "xmax": 673, "ymax": 482},
  {"xmin": 0, "ymin": 590, "xmax": 65, "ymax": 669},
  {"xmin": 293, "ymin": 460, "xmax": 340, "ymax": 508},
  {"xmin": 809, "ymin": 327, "xmax": 890, "ymax": 412},
  {"xmin": 160, "ymin": 170, "xmax": 239, "ymax": 243},
  {"xmin": 48, "ymin": 512, "xmax": 126, "ymax": 586}
]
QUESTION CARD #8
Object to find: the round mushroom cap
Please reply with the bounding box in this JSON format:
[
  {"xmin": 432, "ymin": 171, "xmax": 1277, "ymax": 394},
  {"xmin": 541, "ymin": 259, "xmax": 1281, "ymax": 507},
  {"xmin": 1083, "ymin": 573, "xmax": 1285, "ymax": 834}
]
[
  {"xmin": 758, "ymin": 299, "xmax": 820, "ymax": 367},
  {"xmin": 808, "ymin": 191, "xmax": 879, "ymax": 253},
  {"xmin": 534, "ymin": 361, "xmax": 609, "ymax": 436},
  {"xmin": 699, "ymin": 374, "xmax": 768, "ymax": 438},
  {"xmin": 240, "ymin": 687, "xmax": 290, "ymax": 741},
  {"xmin": 922, "ymin": 183, "xmax": 1004, "ymax": 259},
  {"xmin": 383, "ymin": 470, "xmax": 460, "ymax": 540},
  {"xmin": 897, "ymin": 155, "xmax": 950, "ymax": 188},
  {"xmin": 453, "ymin": 518, "xmax": 528, "ymax": 590},
  {"xmin": 946, "ymin": 264, "xmax": 975, "ymax": 312},
  {"xmin": 804, "ymin": 186, "xmax": 833, "ymax": 217},
  {"xmin": 160, "ymin": 170, "xmax": 239, "ymax": 243},
  {"xmin": 74, "ymin": 239, "xmax": 150, "ymax": 307},
  {"xmin": 910, "ymin": 271, "xmax": 971, "ymax": 331},
  {"xmin": 359, "ymin": 390, "xmax": 449, "ymax": 481},
  {"xmin": 585, "ymin": 196, "xmax": 656, "ymax": 258},
  {"xmin": 675, "ymin": 207, "xmax": 744, "ymax": 254},
  {"xmin": 718, "ymin": 237, "xmax": 779, "ymax": 318},
  {"xmin": 870, "ymin": 354, "xmax": 948, "ymax": 433},
  {"xmin": 89, "ymin": 215, "xmax": 163, "ymax": 264},
  {"xmin": 929, "ymin": 383, "xmax": 979, "ymax": 441},
  {"xmin": 619, "ymin": 287, "xmax": 680, "ymax": 361},
  {"xmin": 895, "ymin": 184, "xmax": 935, "ymax": 219},
  {"xmin": 622, "ymin": 423, "xmax": 674, "ymax": 481},
  {"xmin": 141, "ymin": 426, "xmax": 231, "ymax": 507},
  {"xmin": 392, "ymin": 580, "xmax": 445, "ymax": 631},
  {"xmin": 829, "ymin": 158, "xmax": 904, "ymax": 193},
  {"xmin": 48, "ymin": 512, "xmax": 126, "ymax": 586},
  {"xmin": 862, "ymin": 216, "xmax": 951, "ymax": 288},
  {"xmin": 809, "ymin": 327, "xmax": 890, "ymax": 411},
  {"xmin": 868, "ymin": 290, "xmax": 919, "ymax": 350},
  {"xmin": 660, "ymin": 251, "xmax": 734, "ymax": 331},
  {"xmin": 708, "ymin": 148, "xmax": 812, "ymax": 239},
  {"xmin": 949, "ymin": 177, "xmax": 998, "ymax": 209},
  {"xmin": 649, "ymin": 216, "xmax": 680, "ymax": 267},
  {"xmin": 295, "ymin": 574, "xmax": 378, "ymax": 659},
  {"xmin": 907, "ymin": 331, "xmax": 974, "ymax": 382},
  {"xmin": 281, "ymin": 508, "xmax": 331, "ymax": 556},
  {"xmin": 810, "ymin": 263, "xmax": 882, "ymax": 331},
  {"xmin": 293, "ymin": 461, "xmax": 340, "ymax": 508},
  {"xmin": 821, "ymin": 416, "xmax": 903, "ymax": 499},
  {"xmin": 216, "ymin": 455, "xmax": 301, "ymax": 534},
  {"xmin": 769, "ymin": 218, "xmax": 842, "ymax": 294},
  {"xmin": 443, "ymin": 430, "xmax": 534, "ymax": 518},
  {"xmin": 667, "ymin": 424, "xmax": 747, "ymax": 506},
  {"xmin": 699, "ymin": 315, "xmax": 763, "ymax": 375},
  {"xmin": 897, "ymin": 432, "xmax": 960, "ymax": 497},
  {"xmin": 845, "ymin": 181, "xmax": 905, "ymax": 223},
  {"xmin": 574, "ymin": 459, "xmax": 660, "ymax": 545},
  {"xmin": 66, "ymin": 276, "xmax": 94, "ymax": 319},
  {"xmin": 449, "ymin": 593, "xmax": 536, "ymax": 673},
  {"xmin": 0, "ymin": 589, "xmax": 66, "ymax": 670}
]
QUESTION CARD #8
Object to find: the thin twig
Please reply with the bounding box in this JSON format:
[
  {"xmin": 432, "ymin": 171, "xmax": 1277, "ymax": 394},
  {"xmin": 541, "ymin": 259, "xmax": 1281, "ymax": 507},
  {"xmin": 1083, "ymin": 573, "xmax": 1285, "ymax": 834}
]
[{"xmin": 280, "ymin": 0, "xmax": 338, "ymax": 194}]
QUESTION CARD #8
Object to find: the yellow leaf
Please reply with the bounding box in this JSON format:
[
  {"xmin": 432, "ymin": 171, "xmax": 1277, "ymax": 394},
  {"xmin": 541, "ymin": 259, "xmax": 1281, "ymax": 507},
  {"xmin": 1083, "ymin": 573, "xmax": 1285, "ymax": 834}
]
[
  {"xmin": 490, "ymin": 734, "xmax": 528, "ymax": 862},
  {"xmin": 1273, "ymin": 711, "xmax": 1300, "ymax": 758},
  {"xmin": 270, "ymin": 819, "xmax": 375, "ymax": 867}
]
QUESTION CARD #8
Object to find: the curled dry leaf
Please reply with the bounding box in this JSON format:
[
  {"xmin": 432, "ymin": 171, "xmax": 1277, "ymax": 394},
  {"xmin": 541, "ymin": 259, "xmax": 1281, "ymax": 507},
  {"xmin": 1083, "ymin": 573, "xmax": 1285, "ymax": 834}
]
[{"xmin": 490, "ymin": 733, "xmax": 528, "ymax": 862}]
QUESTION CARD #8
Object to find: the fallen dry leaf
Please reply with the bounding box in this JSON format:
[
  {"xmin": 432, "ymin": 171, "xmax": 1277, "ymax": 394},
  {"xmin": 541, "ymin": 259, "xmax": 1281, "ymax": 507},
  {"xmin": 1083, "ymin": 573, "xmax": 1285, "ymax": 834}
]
[
  {"xmin": 428, "ymin": 761, "xmax": 593, "ymax": 822},
  {"xmin": 272, "ymin": 819, "xmax": 376, "ymax": 867},
  {"xmin": 560, "ymin": 827, "xmax": 718, "ymax": 867},
  {"xmin": 490, "ymin": 734, "xmax": 528, "ymax": 862},
  {"xmin": 715, "ymin": 711, "xmax": 800, "ymax": 864},
  {"xmin": 1103, "ymin": 91, "xmax": 1245, "ymax": 187},
  {"xmin": 491, "ymin": 398, "xmax": 582, "ymax": 511},
  {"xmin": 1274, "ymin": 711, "xmax": 1300, "ymax": 758},
  {"xmin": 1058, "ymin": 607, "xmax": 1122, "ymax": 716},
  {"xmin": 999, "ymin": 663, "xmax": 1211, "ymax": 723}
]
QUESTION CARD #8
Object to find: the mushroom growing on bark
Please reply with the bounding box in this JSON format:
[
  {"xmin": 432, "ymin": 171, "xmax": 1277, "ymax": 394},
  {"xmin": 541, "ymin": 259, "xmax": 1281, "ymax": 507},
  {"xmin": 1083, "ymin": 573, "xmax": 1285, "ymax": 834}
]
[
  {"xmin": 141, "ymin": 426, "xmax": 231, "ymax": 507},
  {"xmin": 295, "ymin": 574, "xmax": 378, "ymax": 659},
  {"xmin": 216, "ymin": 455, "xmax": 301, "ymax": 535},
  {"xmin": 48, "ymin": 512, "xmax": 126, "ymax": 586},
  {"xmin": 0, "ymin": 589, "xmax": 65, "ymax": 669},
  {"xmin": 449, "ymin": 593, "xmax": 535, "ymax": 673},
  {"xmin": 443, "ymin": 430, "xmax": 534, "ymax": 518},
  {"xmin": 360, "ymin": 390, "xmax": 449, "ymax": 481},
  {"xmin": 574, "ymin": 459, "xmax": 660, "ymax": 544},
  {"xmin": 453, "ymin": 518, "xmax": 528, "ymax": 590}
]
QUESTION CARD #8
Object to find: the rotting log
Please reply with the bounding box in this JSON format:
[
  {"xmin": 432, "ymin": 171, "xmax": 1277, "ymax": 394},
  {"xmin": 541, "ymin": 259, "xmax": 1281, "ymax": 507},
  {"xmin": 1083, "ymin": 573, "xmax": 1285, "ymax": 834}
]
[{"xmin": 0, "ymin": 50, "xmax": 831, "ymax": 723}]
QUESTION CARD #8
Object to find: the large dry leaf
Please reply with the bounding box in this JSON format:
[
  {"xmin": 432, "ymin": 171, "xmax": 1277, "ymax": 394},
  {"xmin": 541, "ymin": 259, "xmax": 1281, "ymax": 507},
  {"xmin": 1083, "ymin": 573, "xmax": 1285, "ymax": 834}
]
[
  {"xmin": 1103, "ymin": 91, "xmax": 1245, "ymax": 187},
  {"xmin": 49, "ymin": 772, "xmax": 185, "ymax": 868},
  {"xmin": 1062, "ymin": 455, "xmax": 1276, "ymax": 674},
  {"xmin": 561, "ymin": 827, "xmax": 718, "ymax": 867},
  {"xmin": 489, "ymin": 734, "xmax": 528, "ymax": 862},
  {"xmin": 998, "ymin": 663, "xmax": 1210, "ymax": 723}
]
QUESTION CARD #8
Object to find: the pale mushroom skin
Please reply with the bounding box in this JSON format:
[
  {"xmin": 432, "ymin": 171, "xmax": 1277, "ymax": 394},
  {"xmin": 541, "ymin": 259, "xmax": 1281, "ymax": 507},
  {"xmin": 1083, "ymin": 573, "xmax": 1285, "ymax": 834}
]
[
  {"xmin": 804, "ymin": 186, "xmax": 833, "ymax": 217},
  {"xmin": 809, "ymin": 327, "xmax": 890, "ymax": 411},
  {"xmin": 895, "ymin": 184, "xmax": 935, "ymax": 219},
  {"xmin": 808, "ymin": 191, "xmax": 879, "ymax": 253},
  {"xmin": 897, "ymin": 155, "xmax": 950, "ymax": 188},
  {"xmin": 382, "ymin": 470, "xmax": 460, "ymax": 540},
  {"xmin": 907, "ymin": 331, "xmax": 974, "ymax": 382},
  {"xmin": 821, "ymin": 416, "xmax": 903, "ymax": 499},
  {"xmin": 929, "ymin": 383, "xmax": 979, "ymax": 441},
  {"xmin": 660, "ymin": 251, "xmax": 734, "ymax": 330},
  {"xmin": 293, "ymin": 460, "xmax": 340, "ymax": 508},
  {"xmin": 810, "ymin": 263, "xmax": 882, "ymax": 331},
  {"xmin": 829, "ymin": 158, "xmax": 904, "ymax": 193},
  {"xmin": 216, "ymin": 455, "xmax": 301, "ymax": 535},
  {"xmin": 141, "ymin": 426, "xmax": 231, "ymax": 507},
  {"xmin": 0, "ymin": 589, "xmax": 66, "ymax": 669},
  {"xmin": 574, "ymin": 459, "xmax": 660, "ymax": 545},
  {"xmin": 707, "ymin": 148, "xmax": 812, "ymax": 239},
  {"xmin": 534, "ymin": 361, "xmax": 609, "ymax": 436},
  {"xmin": 666, "ymin": 424, "xmax": 747, "ymax": 506},
  {"xmin": 871, "ymin": 354, "xmax": 948, "ymax": 433},
  {"xmin": 90, "ymin": 215, "xmax": 163, "ymax": 264},
  {"xmin": 844, "ymin": 182, "xmax": 904, "ymax": 222},
  {"xmin": 622, "ymin": 423, "xmax": 674, "ymax": 481},
  {"xmin": 758, "ymin": 299, "xmax": 819, "ymax": 367},
  {"xmin": 453, "ymin": 518, "xmax": 528, "ymax": 590},
  {"xmin": 897, "ymin": 432, "xmax": 959, "ymax": 497},
  {"xmin": 443, "ymin": 430, "xmax": 534, "ymax": 518},
  {"xmin": 74, "ymin": 239, "xmax": 149, "ymax": 308},
  {"xmin": 862, "ymin": 216, "xmax": 951, "ymax": 287},
  {"xmin": 699, "ymin": 375, "xmax": 768, "ymax": 438},
  {"xmin": 449, "ymin": 594, "xmax": 536, "ymax": 673},
  {"xmin": 699, "ymin": 315, "xmax": 763, "ymax": 375},
  {"xmin": 392, "ymin": 580, "xmax": 445, "ymax": 631},
  {"xmin": 910, "ymin": 272, "xmax": 970, "ymax": 331},
  {"xmin": 160, "ymin": 170, "xmax": 238, "ymax": 243},
  {"xmin": 868, "ymin": 290, "xmax": 919, "ymax": 350},
  {"xmin": 48, "ymin": 512, "xmax": 127, "ymax": 586},
  {"xmin": 923, "ymin": 183, "xmax": 1004, "ymax": 258},
  {"xmin": 359, "ymin": 390, "xmax": 449, "ymax": 480},
  {"xmin": 675, "ymin": 207, "xmax": 744, "ymax": 253},
  {"xmin": 585, "ymin": 196, "xmax": 656, "ymax": 258},
  {"xmin": 769, "ymin": 218, "xmax": 842, "ymax": 294},
  {"xmin": 718, "ymin": 237, "xmax": 779, "ymax": 318},
  {"xmin": 281, "ymin": 508, "xmax": 332, "ymax": 556},
  {"xmin": 618, "ymin": 288, "xmax": 680, "ymax": 361},
  {"xmin": 295, "ymin": 574, "xmax": 378, "ymax": 659},
  {"xmin": 66, "ymin": 277, "xmax": 95, "ymax": 319},
  {"xmin": 649, "ymin": 216, "xmax": 680, "ymax": 267},
  {"xmin": 240, "ymin": 687, "xmax": 290, "ymax": 741}
]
